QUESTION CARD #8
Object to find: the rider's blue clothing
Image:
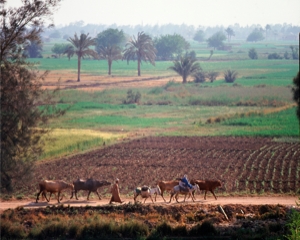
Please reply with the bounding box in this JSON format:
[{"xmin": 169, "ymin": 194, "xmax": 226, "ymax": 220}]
[{"xmin": 181, "ymin": 177, "xmax": 192, "ymax": 189}]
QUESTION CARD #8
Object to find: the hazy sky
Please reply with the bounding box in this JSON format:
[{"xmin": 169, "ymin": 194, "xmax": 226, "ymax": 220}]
[{"xmin": 7, "ymin": 0, "xmax": 300, "ymax": 27}]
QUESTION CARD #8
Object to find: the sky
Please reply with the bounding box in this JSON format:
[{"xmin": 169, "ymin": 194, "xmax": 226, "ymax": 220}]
[{"xmin": 7, "ymin": 0, "xmax": 300, "ymax": 27}]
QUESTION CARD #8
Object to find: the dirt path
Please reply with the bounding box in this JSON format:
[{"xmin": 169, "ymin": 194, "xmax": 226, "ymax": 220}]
[{"xmin": 1, "ymin": 196, "xmax": 298, "ymax": 213}]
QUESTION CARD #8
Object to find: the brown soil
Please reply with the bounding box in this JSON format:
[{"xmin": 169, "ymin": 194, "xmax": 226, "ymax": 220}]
[
  {"xmin": 12, "ymin": 136, "xmax": 299, "ymax": 197},
  {"xmin": 43, "ymin": 70, "xmax": 181, "ymax": 90},
  {"xmin": 4, "ymin": 136, "xmax": 299, "ymax": 213}
]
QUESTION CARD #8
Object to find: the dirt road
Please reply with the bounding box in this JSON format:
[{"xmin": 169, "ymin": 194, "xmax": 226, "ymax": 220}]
[{"xmin": 1, "ymin": 196, "xmax": 298, "ymax": 213}]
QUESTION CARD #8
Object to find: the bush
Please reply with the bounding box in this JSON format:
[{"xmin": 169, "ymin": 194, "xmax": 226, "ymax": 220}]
[
  {"xmin": 207, "ymin": 71, "xmax": 219, "ymax": 82},
  {"xmin": 268, "ymin": 53, "xmax": 282, "ymax": 59},
  {"xmin": 123, "ymin": 89, "xmax": 141, "ymax": 104},
  {"xmin": 224, "ymin": 69, "xmax": 238, "ymax": 83},
  {"xmin": 285, "ymin": 209, "xmax": 300, "ymax": 240},
  {"xmin": 248, "ymin": 48, "xmax": 258, "ymax": 59},
  {"xmin": 193, "ymin": 71, "xmax": 207, "ymax": 83},
  {"xmin": 189, "ymin": 221, "xmax": 217, "ymax": 236}
]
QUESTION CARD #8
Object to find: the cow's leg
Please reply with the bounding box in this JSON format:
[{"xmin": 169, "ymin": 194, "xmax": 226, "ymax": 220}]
[
  {"xmin": 211, "ymin": 190, "xmax": 217, "ymax": 200},
  {"xmin": 95, "ymin": 190, "xmax": 102, "ymax": 200},
  {"xmin": 36, "ymin": 190, "xmax": 42, "ymax": 203},
  {"xmin": 150, "ymin": 195, "xmax": 154, "ymax": 203},
  {"xmin": 75, "ymin": 190, "xmax": 79, "ymax": 200},
  {"xmin": 87, "ymin": 191, "xmax": 91, "ymax": 200},
  {"xmin": 43, "ymin": 191, "xmax": 50, "ymax": 202},
  {"xmin": 154, "ymin": 192, "xmax": 157, "ymax": 202},
  {"xmin": 70, "ymin": 191, "xmax": 74, "ymax": 199},
  {"xmin": 169, "ymin": 192, "xmax": 174, "ymax": 203},
  {"xmin": 161, "ymin": 190, "xmax": 166, "ymax": 202},
  {"xmin": 57, "ymin": 191, "xmax": 61, "ymax": 203}
]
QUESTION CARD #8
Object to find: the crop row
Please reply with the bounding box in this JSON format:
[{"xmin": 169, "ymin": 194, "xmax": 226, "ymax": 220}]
[{"xmin": 16, "ymin": 137, "xmax": 300, "ymax": 196}]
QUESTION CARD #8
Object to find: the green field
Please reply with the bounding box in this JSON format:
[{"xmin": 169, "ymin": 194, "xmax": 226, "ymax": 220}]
[{"xmin": 35, "ymin": 39, "xmax": 299, "ymax": 160}]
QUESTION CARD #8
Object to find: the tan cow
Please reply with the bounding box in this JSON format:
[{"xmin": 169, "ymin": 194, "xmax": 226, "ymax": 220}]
[
  {"xmin": 156, "ymin": 180, "xmax": 180, "ymax": 202},
  {"xmin": 36, "ymin": 180, "xmax": 74, "ymax": 203}
]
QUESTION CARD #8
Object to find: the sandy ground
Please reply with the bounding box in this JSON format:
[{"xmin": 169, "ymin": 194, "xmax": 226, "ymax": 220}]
[{"xmin": 1, "ymin": 196, "xmax": 298, "ymax": 213}]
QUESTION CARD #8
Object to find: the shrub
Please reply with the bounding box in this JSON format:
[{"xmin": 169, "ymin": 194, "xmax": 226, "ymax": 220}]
[
  {"xmin": 193, "ymin": 71, "xmax": 207, "ymax": 83},
  {"xmin": 268, "ymin": 53, "xmax": 282, "ymax": 59},
  {"xmin": 123, "ymin": 89, "xmax": 141, "ymax": 104},
  {"xmin": 189, "ymin": 221, "xmax": 217, "ymax": 236},
  {"xmin": 224, "ymin": 69, "xmax": 238, "ymax": 83},
  {"xmin": 248, "ymin": 48, "xmax": 258, "ymax": 59},
  {"xmin": 207, "ymin": 71, "xmax": 219, "ymax": 82},
  {"xmin": 285, "ymin": 209, "xmax": 300, "ymax": 240},
  {"xmin": 119, "ymin": 221, "xmax": 149, "ymax": 238}
]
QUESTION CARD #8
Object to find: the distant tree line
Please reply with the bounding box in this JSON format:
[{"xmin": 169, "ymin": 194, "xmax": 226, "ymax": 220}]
[{"xmin": 44, "ymin": 22, "xmax": 300, "ymax": 42}]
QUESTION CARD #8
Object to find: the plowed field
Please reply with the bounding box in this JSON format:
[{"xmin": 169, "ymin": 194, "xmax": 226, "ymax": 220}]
[{"xmin": 15, "ymin": 136, "xmax": 300, "ymax": 197}]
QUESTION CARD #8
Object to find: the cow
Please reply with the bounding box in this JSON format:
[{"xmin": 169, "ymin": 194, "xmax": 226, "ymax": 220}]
[
  {"xmin": 70, "ymin": 178, "xmax": 111, "ymax": 200},
  {"xmin": 190, "ymin": 179, "xmax": 222, "ymax": 200},
  {"xmin": 36, "ymin": 180, "xmax": 74, "ymax": 203},
  {"xmin": 156, "ymin": 180, "xmax": 180, "ymax": 202}
]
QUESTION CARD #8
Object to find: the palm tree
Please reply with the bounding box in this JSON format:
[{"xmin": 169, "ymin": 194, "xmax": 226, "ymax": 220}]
[
  {"xmin": 123, "ymin": 32, "xmax": 156, "ymax": 76},
  {"xmin": 225, "ymin": 27, "xmax": 235, "ymax": 42},
  {"xmin": 98, "ymin": 45, "xmax": 122, "ymax": 75},
  {"xmin": 168, "ymin": 56, "xmax": 201, "ymax": 83},
  {"xmin": 224, "ymin": 69, "xmax": 238, "ymax": 83},
  {"xmin": 64, "ymin": 33, "xmax": 98, "ymax": 82}
]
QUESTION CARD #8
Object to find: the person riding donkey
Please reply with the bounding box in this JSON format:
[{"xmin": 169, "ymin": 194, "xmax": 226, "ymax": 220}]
[{"xmin": 179, "ymin": 174, "xmax": 193, "ymax": 192}]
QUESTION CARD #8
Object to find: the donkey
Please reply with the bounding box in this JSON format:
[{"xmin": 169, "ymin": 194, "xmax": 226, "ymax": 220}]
[
  {"xmin": 169, "ymin": 184, "xmax": 200, "ymax": 203},
  {"xmin": 133, "ymin": 185, "xmax": 161, "ymax": 203}
]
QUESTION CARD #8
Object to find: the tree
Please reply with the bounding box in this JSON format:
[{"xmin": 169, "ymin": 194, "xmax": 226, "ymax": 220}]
[
  {"xmin": 225, "ymin": 27, "xmax": 235, "ymax": 42},
  {"xmin": 95, "ymin": 29, "xmax": 125, "ymax": 75},
  {"xmin": 154, "ymin": 34, "xmax": 190, "ymax": 60},
  {"xmin": 224, "ymin": 70, "xmax": 238, "ymax": 83},
  {"xmin": 207, "ymin": 31, "xmax": 226, "ymax": 50},
  {"xmin": 123, "ymin": 31, "xmax": 156, "ymax": 76},
  {"xmin": 193, "ymin": 30, "xmax": 205, "ymax": 42},
  {"xmin": 291, "ymin": 71, "xmax": 299, "ymax": 120},
  {"xmin": 24, "ymin": 40, "xmax": 43, "ymax": 58},
  {"xmin": 265, "ymin": 24, "xmax": 271, "ymax": 39},
  {"xmin": 49, "ymin": 30, "xmax": 61, "ymax": 39},
  {"xmin": 248, "ymin": 48, "xmax": 258, "ymax": 59},
  {"xmin": 290, "ymin": 46, "xmax": 299, "ymax": 60},
  {"xmin": 247, "ymin": 30, "xmax": 264, "ymax": 42},
  {"xmin": 64, "ymin": 33, "xmax": 98, "ymax": 82},
  {"xmin": 95, "ymin": 28, "xmax": 125, "ymax": 53},
  {"xmin": 51, "ymin": 43, "xmax": 72, "ymax": 58},
  {"xmin": 0, "ymin": 0, "xmax": 63, "ymax": 192},
  {"xmin": 98, "ymin": 45, "xmax": 122, "ymax": 75},
  {"xmin": 168, "ymin": 56, "xmax": 201, "ymax": 83}
]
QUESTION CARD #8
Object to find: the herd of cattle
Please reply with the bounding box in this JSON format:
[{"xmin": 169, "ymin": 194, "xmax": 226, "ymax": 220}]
[{"xmin": 35, "ymin": 178, "xmax": 222, "ymax": 204}]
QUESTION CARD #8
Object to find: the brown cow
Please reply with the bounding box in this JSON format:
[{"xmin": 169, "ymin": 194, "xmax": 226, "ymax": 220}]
[
  {"xmin": 36, "ymin": 180, "xmax": 74, "ymax": 203},
  {"xmin": 156, "ymin": 180, "xmax": 179, "ymax": 202},
  {"xmin": 190, "ymin": 179, "xmax": 221, "ymax": 200},
  {"xmin": 70, "ymin": 178, "xmax": 111, "ymax": 200}
]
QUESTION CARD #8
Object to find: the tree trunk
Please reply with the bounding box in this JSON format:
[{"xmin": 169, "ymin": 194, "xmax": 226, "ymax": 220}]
[
  {"xmin": 137, "ymin": 59, "xmax": 141, "ymax": 76},
  {"xmin": 108, "ymin": 60, "xmax": 112, "ymax": 75},
  {"xmin": 182, "ymin": 76, "xmax": 187, "ymax": 84},
  {"xmin": 77, "ymin": 56, "xmax": 81, "ymax": 82}
]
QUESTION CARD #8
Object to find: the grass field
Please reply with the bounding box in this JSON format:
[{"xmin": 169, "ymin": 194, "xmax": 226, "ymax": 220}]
[{"xmin": 33, "ymin": 39, "xmax": 299, "ymax": 160}]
